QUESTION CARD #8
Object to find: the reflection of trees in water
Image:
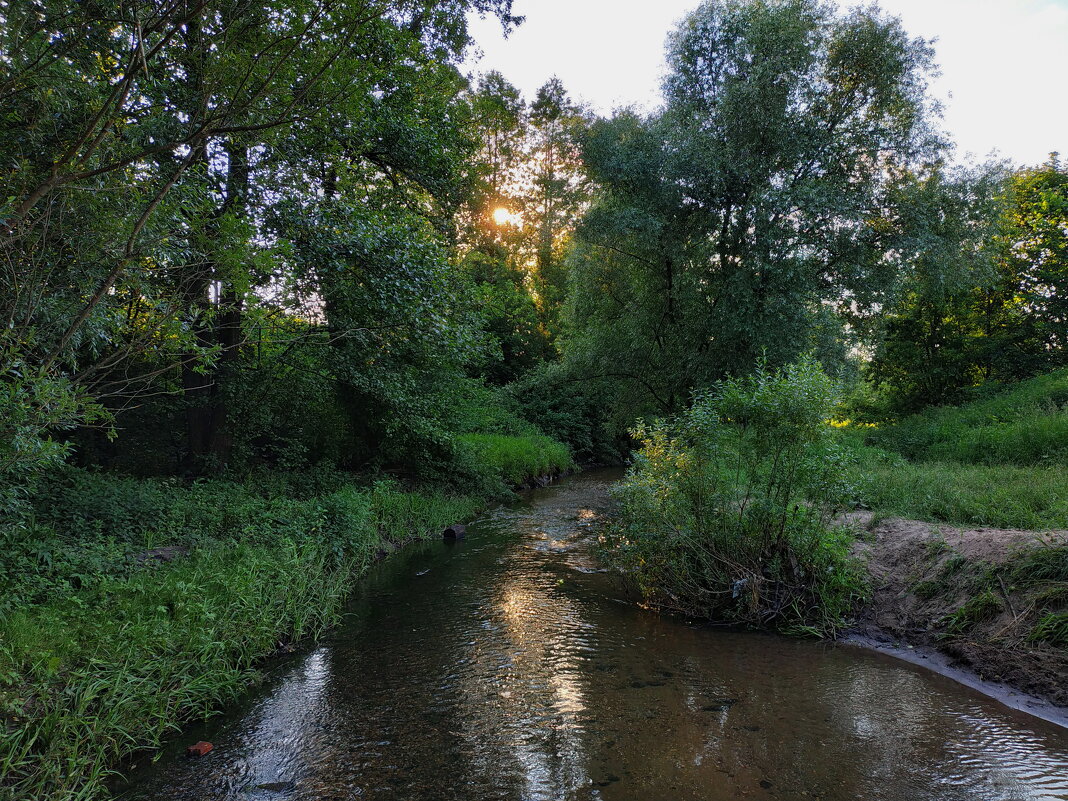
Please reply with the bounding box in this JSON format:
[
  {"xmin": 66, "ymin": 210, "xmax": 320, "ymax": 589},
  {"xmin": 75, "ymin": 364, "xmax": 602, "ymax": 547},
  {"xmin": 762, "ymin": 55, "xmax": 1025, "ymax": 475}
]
[
  {"xmin": 121, "ymin": 646, "xmax": 337, "ymax": 800},
  {"xmin": 243, "ymin": 648, "xmax": 336, "ymax": 799},
  {"xmin": 454, "ymin": 535, "xmax": 594, "ymax": 800},
  {"xmin": 310, "ymin": 546, "xmax": 483, "ymax": 800},
  {"xmin": 810, "ymin": 656, "xmax": 1068, "ymax": 799}
]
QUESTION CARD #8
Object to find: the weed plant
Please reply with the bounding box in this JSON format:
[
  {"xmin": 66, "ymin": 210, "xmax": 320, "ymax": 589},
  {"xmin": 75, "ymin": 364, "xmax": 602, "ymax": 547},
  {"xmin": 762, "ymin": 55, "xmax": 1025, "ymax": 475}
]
[
  {"xmin": 1028, "ymin": 612, "xmax": 1068, "ymax": 648},
  {"xmin": 604, "ymin": 357, "xmax": 866, "ymax": 635}
]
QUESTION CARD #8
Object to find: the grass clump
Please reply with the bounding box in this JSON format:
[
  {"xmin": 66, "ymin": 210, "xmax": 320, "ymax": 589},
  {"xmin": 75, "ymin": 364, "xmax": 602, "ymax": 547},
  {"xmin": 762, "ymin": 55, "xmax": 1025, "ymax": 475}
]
[
  {"xmin": 455, "ymin": 433, "xmax": 573, "ymax": 487},
  {"xmin": 604, "ymin": 357, "xmax": 866, "ymax": 636},
  {"xmin": 0, "ymin": 476, "xmax": 479, "ymax": 801},
  {"xmin": 1027, "ymin": 612, "xmax": 1068, "ymax": 648},
  {"xmin": 911, "ymin": 578, "xmax": 945, "ymax": 600},
  {"xmin": 942, "ymin": 590, "xmax": 1003, "ymax": 635},
  {"xmin": 1010, "ymin": 543, "xmax": 1068, "ymax": 585}
]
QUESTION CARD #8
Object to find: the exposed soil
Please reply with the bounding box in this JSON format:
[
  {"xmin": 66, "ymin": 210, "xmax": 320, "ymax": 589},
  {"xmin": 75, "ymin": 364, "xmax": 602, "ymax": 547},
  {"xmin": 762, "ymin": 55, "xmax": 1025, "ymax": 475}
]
[{"xmin": 844, "ymin": 511, "xmax": 1068, "ymax": 712}]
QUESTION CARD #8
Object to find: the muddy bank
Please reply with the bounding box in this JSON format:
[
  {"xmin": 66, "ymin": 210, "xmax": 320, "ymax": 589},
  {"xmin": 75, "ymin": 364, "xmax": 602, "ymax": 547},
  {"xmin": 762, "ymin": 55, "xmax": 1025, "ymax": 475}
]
[{"xmin": 845, "ymin": 511, "xmax": 1068, "ymax": 713}]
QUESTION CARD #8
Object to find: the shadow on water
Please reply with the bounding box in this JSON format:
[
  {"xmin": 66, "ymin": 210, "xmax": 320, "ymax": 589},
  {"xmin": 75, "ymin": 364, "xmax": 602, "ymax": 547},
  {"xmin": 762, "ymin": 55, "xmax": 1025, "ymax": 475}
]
[{"xmin": 116, "ymin": 469, "xmax": 1068, "ymax": 801}]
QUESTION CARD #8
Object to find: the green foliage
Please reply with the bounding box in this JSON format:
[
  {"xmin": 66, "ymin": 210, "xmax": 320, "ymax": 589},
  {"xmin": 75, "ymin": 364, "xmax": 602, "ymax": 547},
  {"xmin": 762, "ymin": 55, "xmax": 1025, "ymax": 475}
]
[
  {"xmin": 605, "ymin": 358, "xmax": 865, "ymax": 634},
  {"xmin": 865, "ymin": 369, "xmax": 1068, "ymax": 465},
  {"xmin": 284, "ymin": 203, "xmax": 484, "ymax": 473},
  {"xmin": 839, "ymin": 371, "xmax": 1068, "ymax": 529},
  {"xmin": 0, "ymin": 0, "xmax": 522, "ymax": 478},
  {"xmin": 454, "ymin": 433, "xmax": 573, "ymax": 487},
  {"xmin": 995, "ymin": 155, "xmax": 1068, "ymax": 365},
  {"xmin": 0, "ymin": 475, "xmax": 481, "ymax": 801},
  {"xmin": 1027, "ymin": 612, "xmax": 1068, "ymax": 648},
  {"xmin": 0, "ymin": 348, "xmax": 108, "ymax": 522},
  {"xmin": 565, "ymin": 0, "xmax": 940, "ymax": 421},
  {"xmin": 866, "ymin": 165, "xmax": 1009, "ymax": 411},
  {"xmin": 942, "ymin": 590, "xmax": 1003, "ymax": 635},
  {"xmin": 0, "ymin": 466, "xmax": 485, "ymax": 610},
  {"xmin": 461, "ymin": 250, "xmax": 554, "ymax": 385},
  {"xmin": 506, "ymin": 361, "xmax": 629, "ymax": 464},
  {"xmin": 848, "ymin": 447, "xmax": 1068, "ymax": 530},
  {"xmin": 1011, "ymin": 544, "xmax": 1068, "ymax": 585},
  {"xmin": 869, "ymin": 156, "xmax": 1068, "ymax": 411}
]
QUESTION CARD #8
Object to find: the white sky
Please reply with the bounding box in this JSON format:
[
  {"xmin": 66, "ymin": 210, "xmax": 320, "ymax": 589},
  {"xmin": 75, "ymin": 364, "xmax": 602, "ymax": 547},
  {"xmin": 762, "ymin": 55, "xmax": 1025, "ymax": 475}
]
[{"xmin": 464, "ymin": 0, "xmax": 1068, "ymax": 167}]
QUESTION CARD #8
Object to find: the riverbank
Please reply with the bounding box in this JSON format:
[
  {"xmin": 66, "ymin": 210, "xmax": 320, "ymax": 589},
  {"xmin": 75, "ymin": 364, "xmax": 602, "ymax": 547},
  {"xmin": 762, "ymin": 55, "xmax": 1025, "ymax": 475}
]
[
  {"xmin": 113, "ymin": 469, "xmax": 1068, "ymax": 801},
  {"xmin": 845, "ymin": 511, "xmax": 1068, "ymax": 713},
  {"xmin": 0, "ymin": 438, "xmax": 573, "ymax": 801}
]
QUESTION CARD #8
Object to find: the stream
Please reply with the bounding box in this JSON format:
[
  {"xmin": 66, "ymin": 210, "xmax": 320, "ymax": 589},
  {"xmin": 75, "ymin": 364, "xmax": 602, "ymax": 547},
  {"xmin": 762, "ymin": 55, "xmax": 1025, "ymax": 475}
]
[{"xmin": 117, "ymin": 469, "xmax": 1068, "ymax": 801}]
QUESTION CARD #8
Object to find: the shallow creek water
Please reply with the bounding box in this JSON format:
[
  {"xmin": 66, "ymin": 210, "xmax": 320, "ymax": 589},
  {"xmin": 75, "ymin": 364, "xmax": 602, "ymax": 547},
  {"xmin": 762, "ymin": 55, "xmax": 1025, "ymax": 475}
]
[{"xmin": 117, "ymin": 470, "xmax": 1068, "ymax": 801}]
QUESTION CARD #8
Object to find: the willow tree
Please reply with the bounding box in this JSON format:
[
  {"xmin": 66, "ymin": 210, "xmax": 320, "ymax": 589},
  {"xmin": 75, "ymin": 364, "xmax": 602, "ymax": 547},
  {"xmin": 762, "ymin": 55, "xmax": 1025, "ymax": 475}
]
[
  {"xmin": 567, "ymin": 0, "xmax": 942, "ymax": 417},
  {"xmin": 867, "ymin": 164, "xmax": 1008, "ymax": 411}
]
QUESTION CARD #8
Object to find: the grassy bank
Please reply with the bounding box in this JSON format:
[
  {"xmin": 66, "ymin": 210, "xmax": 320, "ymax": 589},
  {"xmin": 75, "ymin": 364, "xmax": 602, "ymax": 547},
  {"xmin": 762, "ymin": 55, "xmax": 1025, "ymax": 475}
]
[
  {"xmin": 842, "ymin": 370, "xmax": 1068, "ymax": 530},
  {"xmin": 0, "ymin": 435, "xmax": 571, "ymax": 801},
  {"xmin": 854, "ymin": 453, "xmax": 1068, "ymax": 530},
  {"xmin": 455, "ymin": 433, "xmax": 574, "ymax": 487},
  {"xmin": 865, "ymin": 369, "xmax": 1068, "ymax": 466},
  {"xmin": 837, "ymin": 376, "xmax": 1068, "ymax": 702}
]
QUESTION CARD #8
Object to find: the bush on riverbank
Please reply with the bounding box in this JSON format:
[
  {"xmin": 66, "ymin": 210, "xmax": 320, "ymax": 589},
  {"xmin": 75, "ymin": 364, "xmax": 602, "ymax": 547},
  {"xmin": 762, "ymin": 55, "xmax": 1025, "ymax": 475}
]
[{"xmin": 603, "ymin": 358, "xmax": 866, "ymax": 635}]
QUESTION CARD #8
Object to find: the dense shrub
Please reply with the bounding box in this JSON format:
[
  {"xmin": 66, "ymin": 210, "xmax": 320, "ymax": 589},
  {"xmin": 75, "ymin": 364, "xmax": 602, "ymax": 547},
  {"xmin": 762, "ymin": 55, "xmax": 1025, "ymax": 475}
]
[
  {"xmin": 604, "ymin": 358, "xmax": 865, "ymax": 635},
  {"xmin": 507, "ymin": 361, "xmax": 629, "ymax": 464}
]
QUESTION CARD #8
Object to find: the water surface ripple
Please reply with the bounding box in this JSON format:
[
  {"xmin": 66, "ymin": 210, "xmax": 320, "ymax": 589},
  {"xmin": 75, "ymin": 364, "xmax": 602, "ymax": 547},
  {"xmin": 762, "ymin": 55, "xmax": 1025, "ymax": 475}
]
[{"xmin": 118, "ymin": 471, "xmax": 1068, "ymax": 801}]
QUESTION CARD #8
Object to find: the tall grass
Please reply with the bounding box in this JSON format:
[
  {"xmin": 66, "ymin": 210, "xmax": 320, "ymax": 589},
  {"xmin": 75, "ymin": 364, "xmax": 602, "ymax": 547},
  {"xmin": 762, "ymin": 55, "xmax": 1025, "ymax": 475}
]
[
  {"xmin": 854, "ymin": 452, "xmax": 1068, "ymax": 530},
  {"xmin": 454, "ymin": 433, "xmax": 573, "ymax": 487},
  {"xmin": 838, "ymin": 370, "xmax": 1068, "ymax": 529},
  {"xmin": 867, "ymin": 368, "xmax": 1068, "ymax": 465},
  {"xmin": 0, "ymin": 479, "xmax": 479, "ymax": 801},
  {"xmin": 0, "ymin": 422, "xmax": 576, "ymax": 800}
]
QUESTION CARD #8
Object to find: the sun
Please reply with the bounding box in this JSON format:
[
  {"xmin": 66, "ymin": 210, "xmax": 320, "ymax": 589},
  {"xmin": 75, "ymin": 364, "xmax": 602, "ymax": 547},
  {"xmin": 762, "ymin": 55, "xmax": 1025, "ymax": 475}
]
[{"xmin": 492, "ymin": 206, "xmax": 520, "ymax": 226}]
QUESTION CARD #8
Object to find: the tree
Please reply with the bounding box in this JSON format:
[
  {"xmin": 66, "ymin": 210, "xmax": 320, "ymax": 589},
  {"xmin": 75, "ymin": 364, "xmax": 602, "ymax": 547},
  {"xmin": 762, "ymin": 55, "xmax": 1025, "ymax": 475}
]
[
  {"xmin": 457, "ymin": 74, "xmax": 589, "ymax": 383},
  {"xmin": 522, "ymin": 78, "xmax": 590, "ymax": 337},
  {"xmin": 467, "ymin": 70, "xmax": 527, "ymax": 232},
  {"xmin": 868, "ymin": 156, "xmax": 1068, "ymax": 412},
  {"xmin": 867, "ymin": 164, "xmax": 1008, "ymax": 410},
  {"xmin": 0, "ymin": 0, "xmax": 521, "ymax": 481},
  {"xmin": 996, "ymin": 154, "xmax": 1068, "ymax": 365},
  {"xmin": 566, "ymin": 0, "xmax": 941, "ymax": 419}
]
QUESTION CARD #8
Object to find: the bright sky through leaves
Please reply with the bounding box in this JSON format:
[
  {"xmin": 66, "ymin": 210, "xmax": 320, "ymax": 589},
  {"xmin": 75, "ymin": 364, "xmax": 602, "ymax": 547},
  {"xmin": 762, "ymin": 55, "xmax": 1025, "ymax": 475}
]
[
  {"xmin": 492, "ymin": 206, "xmax": 521, "ymax": 226},
  {"xmin": 465, "ymin": 0, "xmax": 1068, "ymax": 167}
]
